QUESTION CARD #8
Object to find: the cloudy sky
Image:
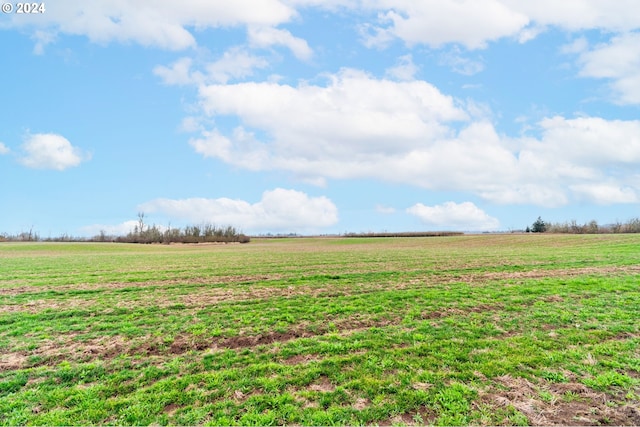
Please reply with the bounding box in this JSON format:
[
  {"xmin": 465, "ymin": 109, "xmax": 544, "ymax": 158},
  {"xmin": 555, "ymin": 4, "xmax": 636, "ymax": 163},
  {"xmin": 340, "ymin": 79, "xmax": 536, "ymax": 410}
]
[{"xmin": 1, "ymin": 1, "xmax": 639, "ymax": 236}]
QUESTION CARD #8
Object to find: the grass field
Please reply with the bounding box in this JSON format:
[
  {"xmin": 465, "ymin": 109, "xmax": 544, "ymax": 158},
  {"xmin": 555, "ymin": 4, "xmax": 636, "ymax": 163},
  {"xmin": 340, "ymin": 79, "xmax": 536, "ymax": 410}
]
[{"xmin": 1, "ymin": 234, "xmax": 639, "ymax": 426}]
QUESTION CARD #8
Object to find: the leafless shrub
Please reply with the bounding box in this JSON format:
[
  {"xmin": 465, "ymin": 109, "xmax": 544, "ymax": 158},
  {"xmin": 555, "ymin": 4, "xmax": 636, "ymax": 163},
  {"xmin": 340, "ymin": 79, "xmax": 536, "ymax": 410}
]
[
  {"xmin": 545, "ymin": 217, "xmax": 640, "ymax": 234},
  {"xmin": 117, "ymin": 220, "xmax": 250, "ymax": 244},
  {"xmin": 621, "ymin": 217, "xmax": 640, "ymax": 233}
]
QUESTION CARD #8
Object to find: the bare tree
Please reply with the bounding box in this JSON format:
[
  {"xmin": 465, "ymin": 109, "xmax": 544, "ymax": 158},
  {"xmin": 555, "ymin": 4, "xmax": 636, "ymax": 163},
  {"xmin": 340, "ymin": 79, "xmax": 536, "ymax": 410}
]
[{"xmin": 137, "ymin": 212, "xmax": 146, "ymax": 234}]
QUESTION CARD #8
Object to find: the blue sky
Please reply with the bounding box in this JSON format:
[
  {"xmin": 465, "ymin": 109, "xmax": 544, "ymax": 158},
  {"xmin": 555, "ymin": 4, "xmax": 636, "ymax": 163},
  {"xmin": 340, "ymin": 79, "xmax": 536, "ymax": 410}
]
[{"xmin": 1, "ymin": 1, "xmax": 639, "ymax": 237}]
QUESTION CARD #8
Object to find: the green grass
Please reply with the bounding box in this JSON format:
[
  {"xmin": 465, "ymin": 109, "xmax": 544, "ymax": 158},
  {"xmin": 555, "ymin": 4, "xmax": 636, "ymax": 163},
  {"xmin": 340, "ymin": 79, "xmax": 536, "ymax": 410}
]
[{"xmin": 1, "ymin": 234, "xmax": 639, "ymax": 425}]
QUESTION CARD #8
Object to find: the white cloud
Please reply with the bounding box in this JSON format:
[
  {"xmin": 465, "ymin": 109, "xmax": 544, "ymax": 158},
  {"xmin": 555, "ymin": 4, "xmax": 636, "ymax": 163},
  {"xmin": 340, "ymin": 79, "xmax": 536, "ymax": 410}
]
[
  {"xmin": 5, "ymin": 0, "xmax": 296, "ymax": 51},
  {"xmin": 180, "ymin": 116, "xmax": 204, "ymax": 133},
  {"xmin": 8, "ymin": 0, "xmax": 640, "ymax": 54},
  {"xmin": 362, "ymin": 0, "xmax": 529, "ymax": 50},
  {"xmin": 517, "ymin": 24, "xmax": 546, "ymax": 44},
  {"xmin": 80, "ymin": 220, "xmax": 139, "ymax": 237},
  {"xmin": 154, "ymin": 57, "xmax": 203, "ymax": 86},
  {"xmin": 575, "ymin": 32, "xmax": 640, "ymax": 105},
  {"xmin": 194, "ymin": 69, "xmax": 467, "ymax": 171},
  {"xmin": 19, "ymin": 133, "xmax": 89, "ymax": 170},
  {"xmin": 154, "ymin": 48, "xmax": 270, "ymax": 87},
  {"xmin": 407, "ymin": 201, "xmax": 500, "ymax": 230},
  {"xmin": 190, "ymin": 129, "xmax": 233, "ymax": 163},
  {"xmin": 560, "ymin": 37, "xmax": 588, "ymax": 55},
  {"xmin": 439, "ymin": 47, "xmax": 484, "ymax": 75},
  {"xmin": 189, "ymin": 68, "xmax": 640, "ymax": 207},
  {"xmin": 358, "ymin": 1, "xmax": 640, "ymax": 49},
  {"xmin": 139, "ymin": 188, "xmax": 338, "ymax": 233},
  {"xmin": 31, "ymin": 30, "xmax": 57, "ymax": 55},
  {"xmin": 569, "ymin": 184, "xmax": 639, "ymax": 205},
  {"xmin": 505, "ymin": 0, "xmax": 640, "ymax": 33},
  {"xmin": 385, "ymin": 54, "xmax": 418, "ymax": 81},
  {"xmin": 0, "ymin": 142, "xmax": 9, "ymax": 155},
  {"xmin": 532, "ymin": 116, "xmax": 640, "ymax": 167},
  {"xmin": 248, "ymin": 26, "xmax": 313, "ymax": 60},
  {"xmin": 206, "ymin": 47, "xmax": 270, "ymax": 83},
  {"xmin": 495, "ymin": 116, "xmax": 640, "ymax": 205}
]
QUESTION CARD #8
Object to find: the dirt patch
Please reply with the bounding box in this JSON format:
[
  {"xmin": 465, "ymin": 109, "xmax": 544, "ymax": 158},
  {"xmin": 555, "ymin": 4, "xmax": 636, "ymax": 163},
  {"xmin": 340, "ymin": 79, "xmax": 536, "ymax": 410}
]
[
  {"xmin": 421, "ymin": 303, "xmax": 502, "ymax": 320},
  {"xmin": 2, "ymin": 316, "xmax": 399, "ymax": 371},
  {"xmin": 399, "ymin": 265, "xmax": 640, "ymax": 292},
  {"xmin": 412, "ymin": 382, "xmax": 433, "ymax": 391},
  {"xmin": 0, "ymin": 298, "xmax": 98, "ymax": 314},
  {"xmin": 481, "ymin": 374, "xmax": 640, "ymax": 426},
  {"xmin": 167, "ymin": 335, "xmax": 211, "ymax": 354},
  {"xmin": 282, "ymin": 354, "xmax": 321, "ymax": 365},
  {"xmin": 309, "ymin": 376, "xmax": 335, "ymax": 392},
  {"xmin": 382, "ymin": 407, "xmax": 438, "ymax": 426},
  {"xmin": 474, "ymin": 265, "xmax": 640, "ymax": 284},
  {"xmin": 220, "ymin": 329, "xmax": 317, "ymax": 349},
  {"xmin": 0, "ymin": 352, "xmax": 29, "ymax": 372},
  {"xmin": 176, "ymin": 284, "xmax": 332, "ymax": 308},
  {"xmin": 0, "ymin": 274, "xmax": 286, "ymax": 296},
  {"xmin": 1, "ymin": 335, "xmax": 129, "ymax": 370},
  {"xmin": 231, "ymin": 389, "xmax": 263, "ymax": 402},
  {"xmin": 353, "ymin": 397, "xmax": 370, "ymax": 410},
  {"xmin": 205, "ymin": 317, "xmax": 399, "ymax": 351},
  {"xmin": 163, "ymin": 403, "xmax": 179, "ymax": 416}
]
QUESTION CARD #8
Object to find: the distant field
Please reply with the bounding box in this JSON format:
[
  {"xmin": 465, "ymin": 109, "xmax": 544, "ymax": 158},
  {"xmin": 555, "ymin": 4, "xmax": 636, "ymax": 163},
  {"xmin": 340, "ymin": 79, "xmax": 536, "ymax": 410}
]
[{"xmin": 1, "ymin": 235, "xmax": 639, "ymax": 426}]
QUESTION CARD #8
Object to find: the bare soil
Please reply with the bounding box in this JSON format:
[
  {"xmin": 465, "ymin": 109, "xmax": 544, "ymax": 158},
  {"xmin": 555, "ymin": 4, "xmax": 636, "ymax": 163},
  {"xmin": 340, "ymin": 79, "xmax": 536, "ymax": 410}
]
[{"xmin": 481, "ymin": 375, "xmax": 640, "ymax": 426}]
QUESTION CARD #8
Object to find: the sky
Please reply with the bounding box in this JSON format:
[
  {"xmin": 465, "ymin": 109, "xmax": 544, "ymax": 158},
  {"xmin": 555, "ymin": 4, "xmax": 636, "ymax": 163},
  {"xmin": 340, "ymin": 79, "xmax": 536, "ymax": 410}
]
[{"xmin": 1, "ymin": 1, "xmax": 640, "ymax": 237}]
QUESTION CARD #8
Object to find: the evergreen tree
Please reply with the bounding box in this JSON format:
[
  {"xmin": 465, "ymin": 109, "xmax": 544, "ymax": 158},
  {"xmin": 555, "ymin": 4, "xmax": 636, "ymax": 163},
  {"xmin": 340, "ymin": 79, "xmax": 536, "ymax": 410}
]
[{"xmin": 531, "ymin": 216, "xmax": 547, "ymax": 233}]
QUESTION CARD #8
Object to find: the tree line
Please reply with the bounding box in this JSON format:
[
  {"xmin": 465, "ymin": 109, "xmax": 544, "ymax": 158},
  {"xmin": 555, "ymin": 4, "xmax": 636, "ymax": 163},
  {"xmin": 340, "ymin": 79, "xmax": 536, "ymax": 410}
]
[
  {"xmin": 0, "ymin": 214, "xmax": 250, "ymax": 244},
  {"xmin": 526, "ymin": 216, "xmax": 640, "ymax": 234}
]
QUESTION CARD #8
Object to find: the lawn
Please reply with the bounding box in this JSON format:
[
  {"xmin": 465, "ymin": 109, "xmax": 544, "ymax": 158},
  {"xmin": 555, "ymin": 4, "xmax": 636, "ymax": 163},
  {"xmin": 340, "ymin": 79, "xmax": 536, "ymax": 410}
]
[{"xmin": 1, "ymin": 234, "xmax": 639, "ymax": 425}]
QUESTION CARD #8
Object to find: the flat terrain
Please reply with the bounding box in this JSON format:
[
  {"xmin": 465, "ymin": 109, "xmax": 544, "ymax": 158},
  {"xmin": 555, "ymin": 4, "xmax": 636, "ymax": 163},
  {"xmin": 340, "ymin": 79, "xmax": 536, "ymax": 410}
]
[{"xmin": 0, "ymin": 234, "xmax": 639, "ymax": 425}]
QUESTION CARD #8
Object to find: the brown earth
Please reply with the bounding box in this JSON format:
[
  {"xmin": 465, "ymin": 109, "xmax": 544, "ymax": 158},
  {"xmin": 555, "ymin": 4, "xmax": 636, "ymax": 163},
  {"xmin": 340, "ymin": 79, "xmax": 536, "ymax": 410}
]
[
  {"xmin": 3, "ymin": 265, "xmax": 637, "ymax": 315},
  {"xmin": 481, "ymin": 374, "xmax": 640, "ymax": 426}
]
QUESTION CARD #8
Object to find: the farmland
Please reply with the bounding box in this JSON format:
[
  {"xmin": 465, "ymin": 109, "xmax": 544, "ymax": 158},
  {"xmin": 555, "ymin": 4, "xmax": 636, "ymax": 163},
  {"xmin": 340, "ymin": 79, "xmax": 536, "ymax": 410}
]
[{"xmin": 1, "ymin": 234, "xmax": 639, "ymax": 425}]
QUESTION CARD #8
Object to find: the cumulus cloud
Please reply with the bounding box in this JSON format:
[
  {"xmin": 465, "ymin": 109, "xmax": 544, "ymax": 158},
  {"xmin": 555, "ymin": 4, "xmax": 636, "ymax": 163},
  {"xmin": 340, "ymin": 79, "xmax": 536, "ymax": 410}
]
[
  {"xmin": 569, "ymin": 183, "xmax": 639, "ymax": 205},
  {"xmin": 362, "ymin": 0, "xmax": 530, "ymax": 49},
  {"xmin": 385, "ymin": 54, "xmax": 419, "ymax": 81},
  {"xmin": 19, "ymin": 133, "xmax": 89, "ymax": 170},
  {"xmin": 193, "ymin": 69, "xmax": 467, "ymax": 173},
  {"xmin": 154, "ymin": 49, "xmax": 269, "ymax": 86},
  {"xmin": 505, "ymin": 0, "xmax": 640, "ymax": 33},
  {"xmin": 359, "ymin": 1, "xmax": 640, "ymax": 49},
  {"xmin": 5, "ymin": 0, "xmax": 296, "ymax": 51},
  {"xmin": 480, "ymin": 116, "xmax": 640, "ymax": 206},
  {"xmin": 7, "ymin": 0, "xmax": 640, "ymax": 54},
  {"xmin": 248, "ymin": 26, "xmax": 313, "ymax": 60},
  {"xmin": 575, "ymin": 32, "xmax": 640, "ymax": 105},
  {"xmin": 0, "ymin": 142, "xmax": 9, "ymax": 155},
  {"xmin": 560, "ymin": 37, "xmax": 589, "ymax": 55},
  {"xmin": 407, "ymin": 201, "xmax": 500, "ymax": 230},
  {"xmin": 206, "ymin": 47, "xmax": 270, "ymax": 83},
  {"xmin": 531, "ymin": 116, "xmax": 640, "ymax": 167},
  {"xmin": 187, "ymin": 68, "xmax": 640, "ymax": 207},
  {"xmin": 80, "ymin": 220, "xmax": 140, "ymax": 237},
  {"xmin": 154, "ymin": 57, "xmax": 203, "ymax": 86},
  {"xmin": 139, "ymin": 188, "xmax": 338, "ymax": 233}
]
